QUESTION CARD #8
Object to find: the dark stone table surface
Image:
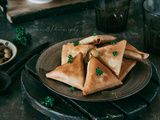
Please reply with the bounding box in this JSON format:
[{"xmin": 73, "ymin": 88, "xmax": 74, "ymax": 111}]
[{"xmin": 0, "ymin": 0, "xmax": 160, "ymax": 120}]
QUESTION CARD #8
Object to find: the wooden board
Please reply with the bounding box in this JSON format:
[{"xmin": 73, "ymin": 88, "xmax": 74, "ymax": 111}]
[
  {"xmin": 21, "ymin": 54, "xmax": 160, "ymax": 120},
  {"xmin": 2, "ymin": 0, "xmax": 92, "ymax": 24}
]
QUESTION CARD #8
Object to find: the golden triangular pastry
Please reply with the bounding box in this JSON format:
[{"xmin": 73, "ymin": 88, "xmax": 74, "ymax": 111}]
[
  {"xmin": 46, "ymin": 52, "xmax": 85, "ymax": 90},
  {"xmin": 118, "ymin": 58, "xmax": 137, "ymax": 81},
  {"xmin": 97, "ymin": 40, "xmax": 127, "ymax": 76},
  {"xmin": 61, "ymin": 43, "xmax": 95, "ymax": 65},
  {"xmin": 83, "ymin": 57, "xmax": 122, "ymax": 95},
  {"xmin": 79, "ymin": 35, "xmax": 116, "ymax": 45},
  {"xmin": 124, "ymin": 43, "xmax": 149, "ymax": 61}
]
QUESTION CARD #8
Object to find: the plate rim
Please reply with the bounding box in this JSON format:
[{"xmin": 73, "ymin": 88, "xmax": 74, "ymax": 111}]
[{"xmin": 36, "ymin": 38, "xmax": 152, "ymax": 102}]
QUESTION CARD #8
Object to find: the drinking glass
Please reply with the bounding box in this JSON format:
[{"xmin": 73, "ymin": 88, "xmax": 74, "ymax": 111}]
[
  {"xmin": 94, "ymin": 0, "xmax": 131, "ymax": 33},
  {"xmin": 143, "ymin": 0, "xmax": 160, "ymax": 55}
]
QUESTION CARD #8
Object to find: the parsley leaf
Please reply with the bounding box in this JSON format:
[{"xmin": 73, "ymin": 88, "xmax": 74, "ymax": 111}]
[
  {"xmin": 112, "ymin": 51, "xmax": 118, "ymax": 56},
  {"xmin": 93, "ymin": 33, "xmax": 97, "ymax": 36},
  {"xmin": 67, "ymin": 54, "xmax": 73, "ymax": 63},
  {"xmin": 41, "ymin": 96, "xmax": 54, "ymax": 107},
  {"xmin": 96, "ymin": 67, "xmax": 103, "ymax": 76},
  {"xmin": 13, "ymin": 26, "xmax": 32, "ymax": 46},
  {"xmin": 74, "ymin": 41, "xmax": 79, "ymax": 46},
  {"xmin": 111, "ymin": 41, "xmax": 116, "ymax": 45},
  {"xmin": 70, "ymin": 86, "xmax": 75, "ymax": 92}
]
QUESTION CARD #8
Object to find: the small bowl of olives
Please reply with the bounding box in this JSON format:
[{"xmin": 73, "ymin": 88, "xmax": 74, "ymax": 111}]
[{"xmin": 0, "ymin": 39, "xmax": 17, "ymax": 69}]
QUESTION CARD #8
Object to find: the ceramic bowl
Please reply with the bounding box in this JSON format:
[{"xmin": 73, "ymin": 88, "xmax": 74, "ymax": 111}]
[
  {"xmin": 28, "ymin": 0, "xmax": 53, "ymax": 4},
  {"xmin": 0, "ymin": 39, "xmax": 17, "ymax": 69}
]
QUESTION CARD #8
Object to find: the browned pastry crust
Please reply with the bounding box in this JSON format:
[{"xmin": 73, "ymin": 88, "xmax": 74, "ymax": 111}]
[
  {"xmin": 79, "ymin": 35, "xmax": 116, "ymax": 45},
  {"xmin": 61, "ymin": 43, "xmax": 95, "ymax": 65},
  {"xmin": 83, "ymin": 57, "xmax": 122, "ymax": 95},
  {"xmin": 46, "ymin": 52, "xmax": 85, "ymax": 90},
  {"xmin": 97, "ymin": 40, "xmax": 127, "ymax": 76},
  {"xmin": 118, "ymin": 58, "xmax": 137, "ymax": 81},
  {"xmin": 124, "ymin": 43, "xmax": 149, "ymax": 61}
]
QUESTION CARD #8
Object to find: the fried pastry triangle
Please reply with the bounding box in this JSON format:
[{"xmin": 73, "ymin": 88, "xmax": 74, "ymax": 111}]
[
  {"xmin": 118, "ymin": 58, "xmax": 137, "ymax": 81},
  {"xmin": 97, "ymin": 40, "xmax": 127, "ymax": 76},
  {"xmin": 46, "ymin": 52, "xmax": 85, "ymax": 90},
  {"xmin": 83, "ymin": 57, "xmax": 122, "ymax": 95},
  {"xmin": 124, "ymin": 43, "xmax": 149, "ymax": 61},
  {"xmin": 79, "ymin": 35, "xmax": 116, "ymax": 45},
  {"xmin": 61, "ymin": 43, "xmax": 95, "ymax": 65}
]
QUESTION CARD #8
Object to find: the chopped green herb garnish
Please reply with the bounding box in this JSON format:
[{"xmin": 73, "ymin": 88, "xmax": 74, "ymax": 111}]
[
  {"xmin": 71, "ymin": 86, "xmax": 75, "ymax": 92},
  {"xmin": 13, "ymin": 26, "xmax": 32, "ymax": 46},
  {"xmin": 93, "ymin": 33, "xmax": 97, "ymax": 36},
  {"xmin": 67, "ymin": 54, "xmax": 73, "ymax": 63},
  {"xmin": 41, "ymin": 96, "xmax": 54, "ymax": 107},
  {"xmin": 15, "ymin": 26, "xmax": 25, "ymax": 33},
  {"xmin": 74, "ymin": 41, "xmax": 79, "ymax": 46},
  {"xmin": 96, "ymin": 67, "xmax": 103, "ymax": 76},
  {"xmin": 111, "ymin": 41, "xmax": 116, "ymax": 45},
  {"xmin": 68, "ymin": 60, "xmax": 72, "ymax": 63},
  {"xmin": 68, "ymin": 54, "xmax": 73, "ymax": 59},
  {"xmin": 112, "ymin": 51, "xmax": 118, "ymax": 56}
]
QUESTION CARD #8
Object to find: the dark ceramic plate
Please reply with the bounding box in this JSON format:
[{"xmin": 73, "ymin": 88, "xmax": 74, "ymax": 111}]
[{"xmin": 36, "ymin": 38, "xmax": 152, "ymax": 102}]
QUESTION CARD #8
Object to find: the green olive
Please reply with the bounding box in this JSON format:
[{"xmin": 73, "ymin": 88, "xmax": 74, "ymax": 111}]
[
  {"xmin": 0, "ymin": 43, "xmax": 13, "ymax": 64},
  {"xmin": 0, "ymin": 45, "xmax": 5, "ymax": 52},
  {"xmin": 4, "ymin": 48, "xmax": 12, "ymax": 53},
  {"xmin": 90, "ymin": 49, "xmax": 100, "ymax": 57},
  {"xmin": 4, "ymin": 52, "xmax": 11, "ymax": 59},
  {"xmin": 1, "ymin": 57, "xmax": 8, "ymax": 62},
  {"xmin": 0, "ymin": 52, "xmax": 4, "ymax": 57},
  {"xmin": 0, "ymin": 59, "xmax": 3, "ymax": 63}
]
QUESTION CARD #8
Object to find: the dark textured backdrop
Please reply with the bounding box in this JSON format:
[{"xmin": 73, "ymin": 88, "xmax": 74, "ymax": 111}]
[{"xmin": 0, "ymin": 0, "xmax": 160, "ymax": 119}]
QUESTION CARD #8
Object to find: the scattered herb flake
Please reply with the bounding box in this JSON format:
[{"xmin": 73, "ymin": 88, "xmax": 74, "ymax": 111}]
[
  {"xmin": 41, "ymin": 96, "xmax": 54, "ymax": 107},
  {"xmin": 112, "ymin": 51, "xmax": 118, "ymax": 56},
  {"xmin": 13, "ymin": 26, "xmax": 32, "ymax": 46},
  {"xmin": 96, "ymin": 67, "xmax": 103, "ymax": 76},
  {"xmin": 67, "ymin": 54, "xmax": 73, "ymax": 63},
  {"xmin": 74, "ymin": 41, "xmax": 79, "ymax": 46},
  {"xmin": 71, "ymin": 86, "xmax": 75, "ymax": 92},
  {"xmin": 93, "ymin": 33, "xmax": 97, "ymax": 36},
  {"xmin": 111, "ymin": 41, "xmax": 116, "ymax": 45},
  {"xmin": 68, "ymin": 54, "xmax": 73, "ymax": 59},
  {"xmin": 67, "ymin": 60, "xmax": 72, "ymax": 63}
]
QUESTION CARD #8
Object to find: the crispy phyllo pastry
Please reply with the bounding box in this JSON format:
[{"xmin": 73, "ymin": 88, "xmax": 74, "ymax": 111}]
[
  {"xmin": 46, "ymin": 52, "xmax": 85, "ymax": 90},
  {"xmin": 97, "ymin": 40, "xmax": 127, "ymax": 76},
  {"xmin": 78, "ymin": 35, "xmax": 116, "ymax": 45},
  {"xmin": 118, "ymin": 58, "xmax": 137, "ymax": 81},
  {"xmin": 124, "ymin": 43, "xmax": 149, "ymax": 61},
  {"xmin": 61, "ymin": 43, "xmax": 95, "ymax": 65},
  {"xmin": 45, "ymin": 35, "xmax": 150, "ymax": 96},
  {"xmin": 83, "ymin": 57, "xmax": 122, "ymax": 95}
]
